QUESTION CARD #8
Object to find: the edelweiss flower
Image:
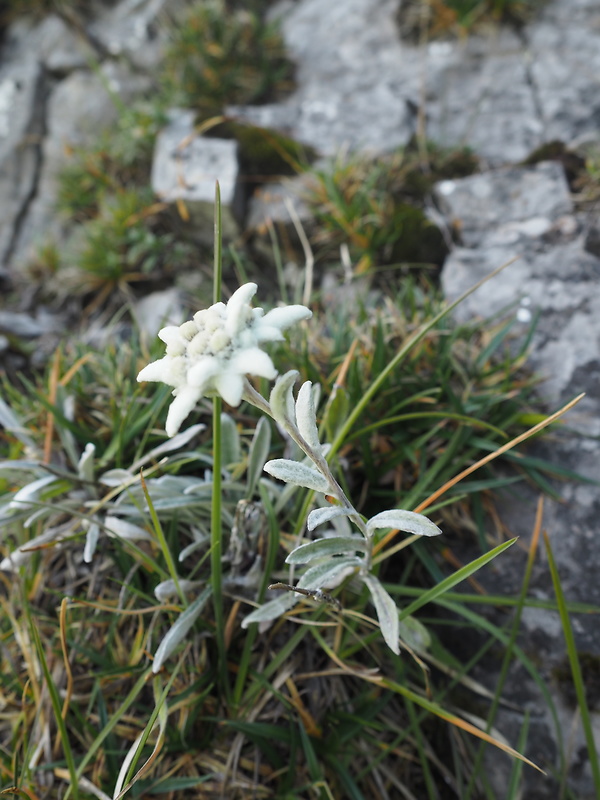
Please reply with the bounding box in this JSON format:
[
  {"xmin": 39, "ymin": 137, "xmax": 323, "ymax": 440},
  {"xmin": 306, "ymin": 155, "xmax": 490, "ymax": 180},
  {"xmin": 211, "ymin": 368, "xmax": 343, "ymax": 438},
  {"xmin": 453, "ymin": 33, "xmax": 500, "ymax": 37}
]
[{"xmin": 137, "ymin": 283, "xmax": 311, "ymax": 436}]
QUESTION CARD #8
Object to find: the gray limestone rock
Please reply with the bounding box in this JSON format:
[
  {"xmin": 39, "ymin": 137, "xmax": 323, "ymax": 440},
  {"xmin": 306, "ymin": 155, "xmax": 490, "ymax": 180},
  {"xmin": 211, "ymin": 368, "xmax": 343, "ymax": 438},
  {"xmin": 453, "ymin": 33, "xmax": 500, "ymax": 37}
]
[
  {"xmin": 528, "ymin": 2, "xmax": 600, "ymax": 145},
  {"xmin": 2, "ymin": 14, "xmax": 91, "ymax": 75},
  {"xmin": 151, "ymin": 109, "xmax": 240, "ymax": 242},
  {"xmin": 263, "ymin": 0, "xmax": 546, "ymax": 163},
  {"xmin": 434, "ymin": 162, "xmax": 573, "ymax": 247},
  {"xmin": 132, "ymin": 287, "xmax": 184, "ymax": 340},
  {"xmin": 9, "ymin": 62, "xmax": 152, "ymax": 269},
  {"xmin": 583, "ymin": 220, "xmax": 600, "ymax": 259},
  {"xmin": 246, "ymin": 173, "xmax": 315, "ymax": 233},
  {"xmin": 0, "ymin": 56, "xmax": 46, "ymax": 268},
  {"xmin": 89, "ymin": 0, "xmax": 188, "ymax": 71},
  {"xmin": 264, "ymin": 0, "xmax": 418, "ymax": 155},
  {"xmin": 424, "ymin": 30, "xmax": 544, "ymax": 164}
]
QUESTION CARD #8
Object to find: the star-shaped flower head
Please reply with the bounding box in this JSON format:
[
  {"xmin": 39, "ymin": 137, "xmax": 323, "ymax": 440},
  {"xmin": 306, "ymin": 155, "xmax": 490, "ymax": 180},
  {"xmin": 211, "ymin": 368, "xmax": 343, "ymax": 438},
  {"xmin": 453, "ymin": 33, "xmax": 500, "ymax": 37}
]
[{"xmin": 137, "ymin": 283, "xmax": 312, "ymax": 436}]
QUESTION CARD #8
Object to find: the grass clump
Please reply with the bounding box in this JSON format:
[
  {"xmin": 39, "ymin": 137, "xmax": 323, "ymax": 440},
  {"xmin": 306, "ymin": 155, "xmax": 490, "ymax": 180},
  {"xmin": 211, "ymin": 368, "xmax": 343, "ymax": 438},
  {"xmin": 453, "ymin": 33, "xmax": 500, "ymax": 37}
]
[
  {"xmin": 57, "ymin": 102, "xmax": 169, "ymax": 221},
  {"xmin": 162, "ymin": 0, "xmax": 294, "ymax": 118},
  {"xmin": 306, "ymin": 143, "xmax": 478, "ymax": 273},
  {"xmin": 397, "ymin": 0, "xmax": 545, "ymax": 40},
  {"xmin": 58, "ymin": 188, "xmax": 194, "ymax": 307}
]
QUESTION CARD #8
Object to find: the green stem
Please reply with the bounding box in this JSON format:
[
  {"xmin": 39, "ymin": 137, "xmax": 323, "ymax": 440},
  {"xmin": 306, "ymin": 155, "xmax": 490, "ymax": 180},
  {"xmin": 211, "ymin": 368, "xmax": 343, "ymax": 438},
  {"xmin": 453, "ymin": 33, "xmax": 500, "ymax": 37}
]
[
  {"xmin": 213, "ymin": 181, "xmax": 222, "ymax": 304},
  {"xmin": 211, "ymin": 183, "xmax": 228, "ymax": 697}
]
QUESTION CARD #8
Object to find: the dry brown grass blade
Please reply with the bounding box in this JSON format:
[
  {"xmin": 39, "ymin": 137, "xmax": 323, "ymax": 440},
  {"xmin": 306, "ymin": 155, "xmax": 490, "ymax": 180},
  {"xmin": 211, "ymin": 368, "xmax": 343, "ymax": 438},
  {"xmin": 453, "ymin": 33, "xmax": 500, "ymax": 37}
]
[
  {"xmin": 530, "ymin": 493, "xmax": 544, "ymax": 559},
  {"xmin": 73, "ymin": 598, "xmax": 175, "ymax": 615},
  {"xmin": 374, "ymin": 392, "xmax": 585, "ymax": 557},
  {"xmin": 314, "ymin": 623, "xmax": 544, "ymax": 773},
  {"xmin": 58, "ymin": 352, "xmax": 95, "ymax": 389},
  {"xmin": 0, "ymin": 787, "xmax": 43, "ymax": 800},
  {"xmin": 369, "ymin": 672, "xmax": 545, "ymax": 774},
  {"xmin": 225, "ymin": 599, "xmax": 241, "ymax": 650},
  {"xmin": 43, "ymin": 348, "xmax": 61, "ymax": 464},
  {"xmin": 285, "ymin": 677, "xmax": 322, "ymax": 737}
]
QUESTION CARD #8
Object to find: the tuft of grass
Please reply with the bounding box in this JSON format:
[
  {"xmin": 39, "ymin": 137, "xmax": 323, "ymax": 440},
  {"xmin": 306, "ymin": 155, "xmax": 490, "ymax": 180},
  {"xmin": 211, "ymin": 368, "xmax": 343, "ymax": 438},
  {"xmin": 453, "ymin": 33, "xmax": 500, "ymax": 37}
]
[
  {"xmin": 397, "ymin": 0, "xmax": 546, "ymax": 40},
  {"xmin": 59, "ymin": 188, "xmax": 194, "ymax": 307},
  {"xmin": 57, "ymin": 102, "xmax": 169, "ymax": 222},
  {"xmin": 306, "ymin": 143, "xmax": 478, "ymax": 273},
  {"xmin": 162, "ymin": 0, "xmax": 295, "ymax": 118}
]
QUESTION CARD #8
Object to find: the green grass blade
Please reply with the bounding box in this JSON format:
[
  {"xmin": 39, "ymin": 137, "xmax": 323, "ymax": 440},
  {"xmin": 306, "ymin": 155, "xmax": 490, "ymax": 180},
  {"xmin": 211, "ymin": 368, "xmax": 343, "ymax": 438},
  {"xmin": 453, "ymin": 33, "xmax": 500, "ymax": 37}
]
[
  {"xmin": 506, "ymin": 711, "xmax": 530, "ymax": 800},
  {"xmin": 67, "ymin": 667, "xmax": 154, "ymax": 797},
  {"xmin": 464, "ymin": 500, "xmax": 543, "ymax": 800},
  {"xmin": 352, "ymin": 411, "xmax": 509, "ymax": 440},
  {"xmin": 391, "ymin": 538, "xmax": 517, "ymax": 621},
  {"xmin": 545, "ymin": 532, "xmax": 600, "ymax": 793},
  {"xmin": 24, "ymin": 598, "xmax": 79, "ymax": 800},
  {"xmin": 211, "ymin": 184, "xmax": 228, "ymax": 699},
  {"xmin": 140, "ymin": 473, "xmax": 183, "ymax": 602}
]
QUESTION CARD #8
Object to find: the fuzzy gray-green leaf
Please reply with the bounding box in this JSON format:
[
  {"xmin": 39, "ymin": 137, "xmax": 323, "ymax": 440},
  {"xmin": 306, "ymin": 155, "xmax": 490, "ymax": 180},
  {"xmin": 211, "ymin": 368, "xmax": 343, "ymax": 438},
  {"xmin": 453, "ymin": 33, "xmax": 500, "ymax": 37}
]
[
  {"xmin": 247, "ymin": 416, "xmax": 272, "ymax": 498},
  {"xmin": 286, "ymin": 536, "xmax": 367, "ymax": 564},
  {"xmin": 295, "ymin": 381, "xmax": 320, "ymax": 449},
  {"xmin": 152, "ymin": 586, "xmax": 211, "ymax": 672},
  {"xmin": 269, "ymin": 370, "xmax": 298, "ymax": 427},
  {"xmin": 241, "ymin": 591, "xmax": 299, "ymax": 628},
  {"xmin": 366, "ymin": 509, "xmax": 441, "ymax": 538},
  {"xmin": 263, "ymin": 459, "xmax": 330, "ymax": 493},
  {"xmin": 220, "ymin": 413, "xmax": 241, "ymax": 468},
  {"xmin": 307, "ymin": 505, "xmax": 357, "ymax": 531},
  {"xmin": 363, "ymin": 574, "xmax": 400, "ymax": 655},
  {"xmin": 297, "ymin": 555, "xmax": 363, "ymax": 590}
]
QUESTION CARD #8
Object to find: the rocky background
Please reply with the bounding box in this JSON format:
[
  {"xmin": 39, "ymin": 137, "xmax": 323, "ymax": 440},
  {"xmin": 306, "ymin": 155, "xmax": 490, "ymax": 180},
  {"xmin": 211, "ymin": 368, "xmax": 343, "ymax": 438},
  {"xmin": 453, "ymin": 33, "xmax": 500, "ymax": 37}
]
[{"xmin": 1, "ymin": 0, "xmax": 600, "ymax": 797}]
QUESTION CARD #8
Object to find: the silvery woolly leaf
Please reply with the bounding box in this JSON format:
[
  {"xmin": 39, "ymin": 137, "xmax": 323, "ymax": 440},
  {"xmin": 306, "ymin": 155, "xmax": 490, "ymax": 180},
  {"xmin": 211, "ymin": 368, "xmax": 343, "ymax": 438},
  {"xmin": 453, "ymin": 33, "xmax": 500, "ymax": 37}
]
[
  {"xmin": 152, "ymin": 586, "xmax": 211, "ymax": 672},
  {"xmin": 8, "ymin": 475, "xmax": 59, "ymax": 511},
  {"xmin": 0, "ymin": 397, "xmax": 36, "ymax": 450},
  {"xmin": 77, "ymin": 443, "xmax": 96, "ymax": 483},
  {"xmin": 366, "ymin": 509, "xmax": 441, "ymax": 539},
  {"xmin": 307, "ymin": 505, "xmax": 357, "ymax": 531},
  {"xmin": 269, "ymin": 370, "xmax": 298, "ymax": 427},
  {"xmin": 241, "ymin": 592, "xmax": 299, "ymax": 628},
  {"xmin": 83, "ymin": 520, "xmax": 100, "ymax": 563},
  {"xmin": 99, "ymin": 468, "xmax": 135, "ymax": 487},
  {"xmin": 220, "ymin": 413, "xmax": 241, "ymax": 467},
  {"xmin": 0, "ymin": 527, "xmax": 66, "ymax": 571},
  {"xmin": 363, "ymin": 574, "xmax": 400, "ymax": 655},
  {"xmin": 131, "ymin": 423, "xmax": 206, "ymax": 472},
  {"xmin": 154, "ymin": 578, "xmax": 202, "ymax": 602},
  {"xmin": 247, "ymin": 416, "xmax": 271, "ymax": 498},
  {"xmin": 286, "ymin": 536, "xmax": 367, "ymax": 564},
  {"xmin": 179, "ymin": 535, "xmax": 209, "ymax": 561},
  {"xmin": 263, "ymin": 459, "xmax": 330, "ymax": 493},
  {"xmin": 104, "ymin": 516, "xmax": 153, "ymax": 541},
  {"xmin": 399, "ymin": 615, "xmax": 431, "ymax": 652},
  {"xmin": 295, "ymin": 381, "xmax": 320, "ymax": 450},
  {"xmin": 297, "ymin": 555, "xmax": 363, "ymax": 591},
  {"xmin": 0, "ymin": 460, "xmax": 42, "ymax": 474}
]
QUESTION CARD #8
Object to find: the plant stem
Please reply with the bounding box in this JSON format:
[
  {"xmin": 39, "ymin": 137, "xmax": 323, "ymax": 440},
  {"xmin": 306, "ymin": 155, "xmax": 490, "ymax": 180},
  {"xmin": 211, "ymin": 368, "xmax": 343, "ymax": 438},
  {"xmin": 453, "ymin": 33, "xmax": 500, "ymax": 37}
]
[{"xmin": 211, "ymin": 184, "xmax": 228, "ymax": 697}]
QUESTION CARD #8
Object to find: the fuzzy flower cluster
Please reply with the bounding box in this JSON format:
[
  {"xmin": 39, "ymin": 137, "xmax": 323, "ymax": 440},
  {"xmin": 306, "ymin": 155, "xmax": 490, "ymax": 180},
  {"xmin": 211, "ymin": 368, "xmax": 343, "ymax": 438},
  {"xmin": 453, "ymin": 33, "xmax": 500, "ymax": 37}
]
[{"xmin": 137, "ymin": 283, "xmax": 311, "ymax": 436}]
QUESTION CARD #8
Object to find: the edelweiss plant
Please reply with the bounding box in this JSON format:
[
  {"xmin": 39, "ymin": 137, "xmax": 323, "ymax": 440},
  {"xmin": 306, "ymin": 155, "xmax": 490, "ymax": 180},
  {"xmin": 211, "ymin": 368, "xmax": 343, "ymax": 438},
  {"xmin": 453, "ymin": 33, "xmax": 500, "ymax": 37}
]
[{"xmin": 138, "ymin": 282, "xmax": 442, "ymax": 654}]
